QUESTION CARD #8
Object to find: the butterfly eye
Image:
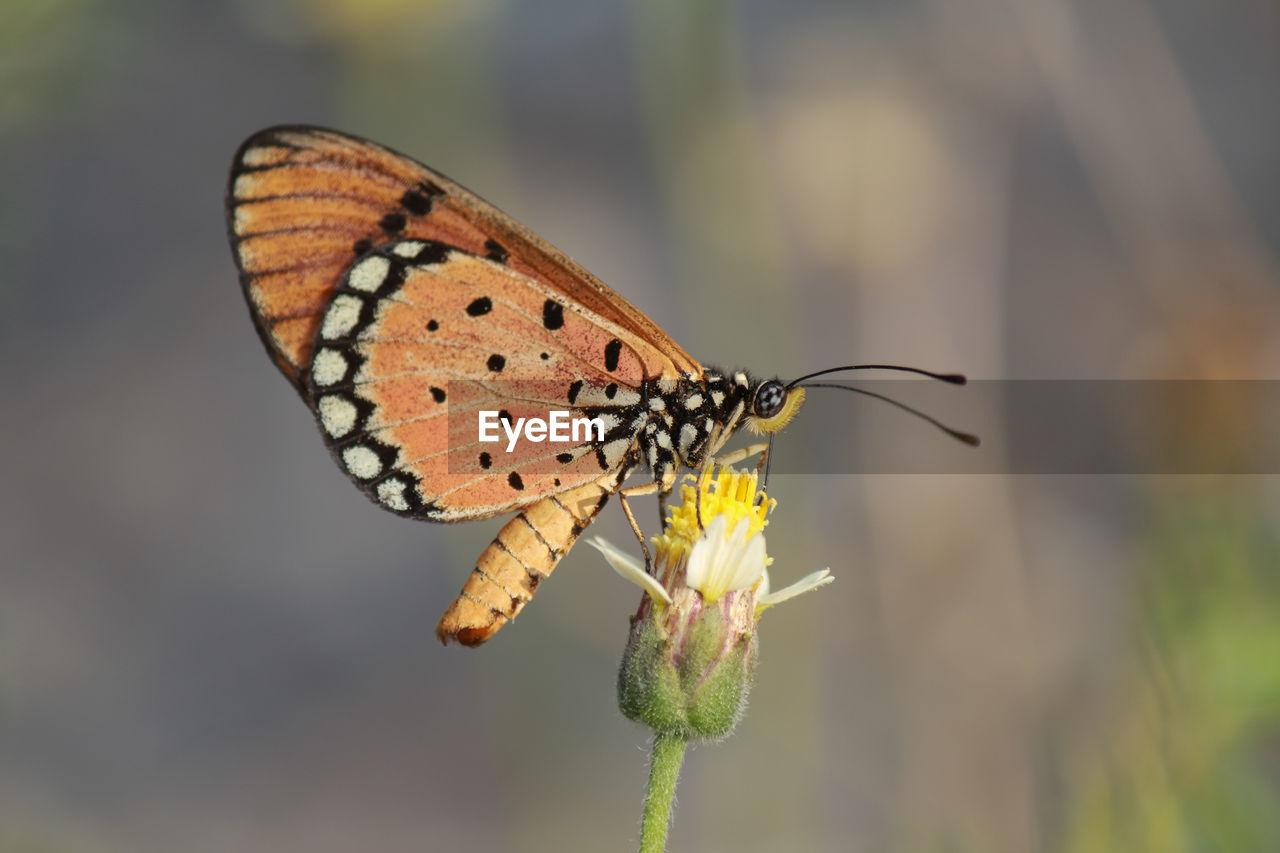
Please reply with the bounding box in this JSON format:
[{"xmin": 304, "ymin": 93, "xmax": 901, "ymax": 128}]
[
  {"xmin": 747, "ymin": 380, "xmax": 804, "ymax": 434},
  {"xmin": 753, "ymin": 380, "xmax": 787, "ymax": 419}
]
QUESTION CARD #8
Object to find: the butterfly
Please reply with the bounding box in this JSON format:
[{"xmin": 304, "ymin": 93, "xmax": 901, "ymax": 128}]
[{"xmin": 226, "ymin": 126, "xmax": 971, "ymax": 646}]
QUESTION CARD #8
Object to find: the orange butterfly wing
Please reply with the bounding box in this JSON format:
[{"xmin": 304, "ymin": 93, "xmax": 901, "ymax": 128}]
[{"xmin": 227, "ymin": 125, "xmax": 699, "ymax": 390}]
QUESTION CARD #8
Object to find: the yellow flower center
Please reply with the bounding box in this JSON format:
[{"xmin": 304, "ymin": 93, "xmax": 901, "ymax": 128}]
[{"xmin": 653, "ymin": 468, "xmax": 774, "ymax": 567}]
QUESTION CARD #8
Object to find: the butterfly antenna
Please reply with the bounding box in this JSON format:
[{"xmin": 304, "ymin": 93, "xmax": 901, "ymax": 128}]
[
  {"xmin": 788, "ymin": 364, "xmax": 967, "ymax": 388},
  {"xmin": 800, "ymin": 382, "xmax": 981, "ymax": 447}
]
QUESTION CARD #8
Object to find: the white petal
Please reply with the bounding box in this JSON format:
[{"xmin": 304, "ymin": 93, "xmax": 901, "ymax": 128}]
[
  {"xmin": 588, "ymin": 537, "xmax": 672, "ymax": 605},
  {"xmin": 686, "ymin": 516, "xmax": 767, "ymax": 602},
  {"xmin": 735, "ymin": 532, "xmax": 767, "ymax": 590},
  {"xmin": 757, "ymin": 569, "xmax": 834, "ymax": 610},
  {"xmin": 683, "ymin": 515, "xmax": 726, "ymax": 595}
]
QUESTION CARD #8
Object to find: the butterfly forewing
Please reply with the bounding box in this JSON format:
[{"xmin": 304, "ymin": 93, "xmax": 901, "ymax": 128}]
[{"xmin": 228, "ymin": 126, "xmax": 698, "ymax": 390}]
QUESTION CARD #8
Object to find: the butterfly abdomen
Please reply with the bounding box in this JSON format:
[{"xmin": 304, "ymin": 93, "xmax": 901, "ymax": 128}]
[{"xmin": 438, "ymin": 469, "xmax": 625, "ymax": 646}]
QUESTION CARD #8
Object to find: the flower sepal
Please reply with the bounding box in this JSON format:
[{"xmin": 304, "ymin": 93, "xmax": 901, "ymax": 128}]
[{"xmin": 617, "ymin": 589, "xmax": 756, "ymax": 741}]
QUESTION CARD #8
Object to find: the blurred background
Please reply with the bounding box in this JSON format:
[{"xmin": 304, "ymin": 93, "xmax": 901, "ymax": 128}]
[{"xmin": 3, "ymin": 0, "xmax": 1279, "ymax": 851}]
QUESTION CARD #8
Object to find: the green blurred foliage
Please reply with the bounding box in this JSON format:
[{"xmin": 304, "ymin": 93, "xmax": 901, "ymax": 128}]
[
  {"xmin": 0, "ymin": 0, "xmax": 118, "ymax": 132},
  {"xmin": 1061, "ymin": 489, "xmax": 1280, "ymax": 853}
]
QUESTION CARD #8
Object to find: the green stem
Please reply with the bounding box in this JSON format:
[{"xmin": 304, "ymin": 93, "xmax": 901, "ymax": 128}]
[{"xmin": 639, "ymin": 731, "xmax": 688, "ymax": 853}]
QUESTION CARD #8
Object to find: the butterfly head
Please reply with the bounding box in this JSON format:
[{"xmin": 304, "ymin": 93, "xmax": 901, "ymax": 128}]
[{"xmin": 744, "ymin": 378, "xmax": 805, "ymax": 435}]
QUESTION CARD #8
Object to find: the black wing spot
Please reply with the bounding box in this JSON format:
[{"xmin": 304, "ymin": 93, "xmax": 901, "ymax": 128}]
[
  {"xmin": 426, "ymin": 319, "xmax": 439, "ymax": 332},
  {"xmin": 556, "ymin": 452, "xmax": 574, "ymax": 464},
  {"xmin": 413, "ymin": 240, "xmax": 451, "ymax": 265},
  {"xmin": 479, "ymin": 452, "xmax": 492, "ymax": 470},
  {"xmin": 540, "ymin": 352, "xmax": 550, "ymax": 360},
  {"xmin": 605, "ymin": 383, "xmax": 618, "ymax": 400},
  {"xmin": 400, "ymin": 189, "xmax": 433, "ymax": 215},
  {"xmin": 567, "ymin": 380, "xmax": 583, "ymax": 404},
  {"xmin": 379, "ymin": 212, "xmax": 407, "ymax": 234},
  {"xmin": 487, "ymin": 354, "xmax": 506, "ymax": 372},
  {"xmin": 352, "ymin": 238, "xmax": 373, "ymax": 256},
  {"xmin": 604, "ymin": 339, "xmax": 622, "ymax": 372},
  {"xmin": 419, "ymin": 179, "xmax": 446, "ymax": 197},
  {"xmin": 498, "ymin": 409, "xmax": 514, "ymax": 426},
  {"xmin": 484, "ymin": 239, "xmax": 508, "ymax": 263},
  {"xmin": 430, "ymin": 387, "xmax": 446, "ymax": 403},
  {"xmin": 466, "ymin": 297, "xmax": 493, "ymax": 316},
  {"xmin": 553, "ymin": 478, "xmax": 561, "ymax": 487},
  {"xmin": 508, "ymin": 471, "xmax": 524, "ymax": 491},
  {"xmin": 542, "ymin": 300, "xmax": 565, "ymax": 330}
]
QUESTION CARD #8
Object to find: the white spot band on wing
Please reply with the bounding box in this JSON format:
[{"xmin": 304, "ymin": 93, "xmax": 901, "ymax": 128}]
[
  {"xmin": 348, "ymin": 256, "xmax": 391, "ymax": 293},
  {"xmin": 342, "ymin": 445, "xmax": 383, "ymax": 479},
  {"xmin": 321, "ymin": 294, "xmax": 364, "ymax": 340},
  {"xmin": 318, "ymin": 395, "xmax": 358, "ymax": 438}
]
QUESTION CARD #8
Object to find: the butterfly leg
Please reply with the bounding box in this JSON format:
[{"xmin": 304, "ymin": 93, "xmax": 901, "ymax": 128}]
[
  {"xmin": 618, "ymin": 480, "xmax": 662, "ymax": 569},
  {"xmin": 712, "ymin": 442, "xmax": 769, "ymax": 469}
]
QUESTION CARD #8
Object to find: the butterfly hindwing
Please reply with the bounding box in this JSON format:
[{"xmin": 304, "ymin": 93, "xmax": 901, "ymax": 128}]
[{"xmin": 309, "ymin": 239, "xmax": 654, "ymax": 522}]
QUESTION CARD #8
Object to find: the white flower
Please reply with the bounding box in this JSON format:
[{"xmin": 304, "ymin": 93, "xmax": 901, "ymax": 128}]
[
  {"xmin": 600, "ymin": 465, "xmax": 836, "ymax": 741},
  {"xmin": 594, "ymin": 466, "xmax": 833, "ymax": 616}
]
